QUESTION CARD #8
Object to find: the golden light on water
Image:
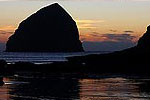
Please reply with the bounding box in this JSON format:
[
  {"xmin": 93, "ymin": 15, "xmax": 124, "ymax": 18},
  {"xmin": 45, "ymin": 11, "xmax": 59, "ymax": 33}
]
[
  {"xmin": 79, "ymin": 78, "xmax": 142, "ymax": 100},
  {"xmin": 0, "ymin": 78, "xmax": 11, "ymax": 100}
]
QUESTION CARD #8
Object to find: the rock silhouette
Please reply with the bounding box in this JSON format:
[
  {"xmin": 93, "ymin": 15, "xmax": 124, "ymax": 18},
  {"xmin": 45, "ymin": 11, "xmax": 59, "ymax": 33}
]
[
  {"xmin": 136, "ymin": 25, "xmax": 150, "ymax": 52},
  {"xmin": 0, "ymin": 60, "xmax": 6, "ymax": 75},
  {"xmin": 6, "ymin": 3, "xmax": 84, "ymax": 52},
  {"xmin": 67, "ymin": 25, "xmax": 150, "ymax": 73},
  {"xmin": 0, "ymin": 77, "xmax": 4, "ymax": 86}
]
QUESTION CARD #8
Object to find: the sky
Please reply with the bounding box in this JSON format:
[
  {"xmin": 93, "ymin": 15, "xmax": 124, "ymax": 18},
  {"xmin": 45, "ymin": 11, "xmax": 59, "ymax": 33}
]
[{"xmin": 0, "ymin": 0, "xmax": 150, "ymax": 51}]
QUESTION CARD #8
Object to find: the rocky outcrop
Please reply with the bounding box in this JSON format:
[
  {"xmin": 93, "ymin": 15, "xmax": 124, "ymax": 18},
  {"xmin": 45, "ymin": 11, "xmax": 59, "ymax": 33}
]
[
  {"xmin": 67, "ymin": 25, "xmax": 150, "ymax": 73},
  {"xmin": 137, "ymin": 25, "xmax": 150, "ymax": 52},
  {"xmin": 0, "ymin": 60, "xmax": 6, "ymax": 75},
  {"xmin": 0, "ymin": 77, "xmax": 4, "ymax": 86},
  {"xmin": 6, "ymin": 3, "xmax": 84, "ymax": 52}
]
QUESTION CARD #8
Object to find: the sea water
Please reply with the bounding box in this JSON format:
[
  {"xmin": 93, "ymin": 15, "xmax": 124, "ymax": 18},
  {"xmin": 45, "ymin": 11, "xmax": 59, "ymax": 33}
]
[{"xmin": 0, "ymin": 52, "xmax": 105, "ymax": 64}]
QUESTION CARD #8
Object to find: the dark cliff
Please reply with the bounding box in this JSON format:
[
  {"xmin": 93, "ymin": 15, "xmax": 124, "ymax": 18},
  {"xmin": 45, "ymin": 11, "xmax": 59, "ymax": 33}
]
[
  {"xmin": 6, "ymin": 3, "xmax": 84, "ymax": 52},
  {"xmin": 136, "ymin": 25, "xmax": 150, "ymax": 52},
  {"xmin": 67, "ymin": 25, "xmax": 150, "ymax": 73}
]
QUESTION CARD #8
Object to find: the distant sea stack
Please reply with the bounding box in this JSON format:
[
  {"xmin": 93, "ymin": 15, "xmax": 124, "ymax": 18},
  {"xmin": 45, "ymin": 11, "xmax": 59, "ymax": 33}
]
[
  {"xmin": 6, "ymin": 3, "xmax": 84, "ymax": 52},
  {"xmin": 136, "ymin": 25, "xmax": 150, "ymax": 52}
]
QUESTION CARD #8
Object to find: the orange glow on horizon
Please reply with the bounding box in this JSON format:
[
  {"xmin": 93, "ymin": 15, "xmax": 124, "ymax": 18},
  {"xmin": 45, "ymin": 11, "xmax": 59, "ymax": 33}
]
[
  {"xmin": 0, "ymin": 19, "xmax": 146, "ymax": 43},
  {"xmin": 0, "ymin": 26, "xmax": 16, "ymax": 43}
]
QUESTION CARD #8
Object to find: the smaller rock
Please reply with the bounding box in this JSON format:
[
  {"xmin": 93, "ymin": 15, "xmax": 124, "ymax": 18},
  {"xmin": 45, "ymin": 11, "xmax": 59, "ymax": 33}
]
[
  {"xmin": 137, "ymin": 25, "xmax": 150, "ymax": 51},
  {"xmin": 0, "ymin": 77, "xmax": 4, "ymax": 86},
  {"xmin": 0, "ymin": 60, "xmax": 6, "ymax": 75}
]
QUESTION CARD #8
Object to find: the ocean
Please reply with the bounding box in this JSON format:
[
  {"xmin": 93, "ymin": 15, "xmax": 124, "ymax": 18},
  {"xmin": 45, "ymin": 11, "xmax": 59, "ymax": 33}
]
[{"xmin": 0, "ymin": 51, "xmax": 107, "ymax": 64}]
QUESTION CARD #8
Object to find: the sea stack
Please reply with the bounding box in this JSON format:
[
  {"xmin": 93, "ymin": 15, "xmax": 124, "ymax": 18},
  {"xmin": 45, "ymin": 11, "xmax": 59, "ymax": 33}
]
[
  {"xmin": 136, "ymin": 25, "xmax": 150, "ymax": 52},
  {"xmin": 6, "ymin": 3, "xmax": 84, "ymax": 52}
]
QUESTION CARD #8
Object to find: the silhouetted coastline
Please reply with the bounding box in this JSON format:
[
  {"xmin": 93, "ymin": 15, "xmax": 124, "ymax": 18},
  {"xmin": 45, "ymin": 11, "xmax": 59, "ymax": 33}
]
[
  {"xmin": 1, "ymin": 3, "xmax": 150, "ymax": 76},
  {"xmin": 1, "ymin": 26, "xmax": 150, "ymax": 76},
  {"xmin": 67, "ymin": 25, "xmax": 150, "ymax": 74},
  {"xmin": 0, "ymin": 24, "xmax": 150, "ymax": 75}
]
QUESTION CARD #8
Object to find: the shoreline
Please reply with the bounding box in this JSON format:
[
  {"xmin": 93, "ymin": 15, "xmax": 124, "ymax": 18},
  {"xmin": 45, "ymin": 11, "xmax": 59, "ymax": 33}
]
[
  {"xmin": 0, "ymin": 51, "xmax": 105, "ymax": 65},
  {"xmin": 1, "ymin": 56, "xmax": 150, "ymax": 76}
]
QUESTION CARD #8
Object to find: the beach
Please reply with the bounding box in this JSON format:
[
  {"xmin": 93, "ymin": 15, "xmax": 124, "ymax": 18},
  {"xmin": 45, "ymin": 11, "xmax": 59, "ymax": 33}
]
[{"xmin": 1, "ymin": 72, "xmax": 150, "ymax": 100}]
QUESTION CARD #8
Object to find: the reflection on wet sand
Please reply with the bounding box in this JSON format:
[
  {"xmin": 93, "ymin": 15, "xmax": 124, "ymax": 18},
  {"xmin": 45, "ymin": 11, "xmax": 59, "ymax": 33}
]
[
  {"xmin": 79, "ymin": 78, "xmax": 150, "ymax": 100},
  {"xmin": 0, "ymin": 75, "xmax": 150, "ymax": 100},
  {"xmin": 0, "ymin": 77, "xmax": 11, "ymax": 100},
  {"xmin": 3, "ymin": 75, "xmax": 80, "ymax": 100}
]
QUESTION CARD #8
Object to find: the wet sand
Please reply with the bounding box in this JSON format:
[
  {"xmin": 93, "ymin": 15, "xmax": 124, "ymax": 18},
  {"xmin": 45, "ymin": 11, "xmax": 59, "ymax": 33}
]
[{"xmin": 1, "ymin": 73, "xmax": 150, "ymax": 100}]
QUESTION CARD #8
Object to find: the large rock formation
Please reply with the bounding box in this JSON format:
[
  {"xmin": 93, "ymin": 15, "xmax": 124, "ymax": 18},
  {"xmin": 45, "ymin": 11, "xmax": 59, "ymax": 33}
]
[{"xmin": 6, "ymin": 3, "xmax": 84, "ymax": 52}]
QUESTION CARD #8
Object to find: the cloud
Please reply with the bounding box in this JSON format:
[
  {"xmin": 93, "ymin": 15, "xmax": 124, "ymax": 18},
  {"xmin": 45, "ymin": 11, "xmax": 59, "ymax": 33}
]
[
  {"xmin": 0, "ymin": 26, "xmax": 15, "ymax": 30},
  {"xmin": 101, "ymin": 33, "xmax": 135, "ymax": 42},
  {"xmin": 81, "ymin": 31, "xmax": 137, "ymax": 51},
  {"xmin": 76, "ymin": 20, "xmax": 104, "ymax": 24},
  {"xmin": 80, "ymin": 32, "xmax": 103, "ymax": 42},
  {"xmin": 76, "ymin": 19, "xmax": 105, "ymax": 29},
  {"xmin": 80, "ymin": 32, "xmax": 136, "ymax": 43},
  {"xmin": 0, "ymin": 26, "xmax": 15, "ymax": 35},
  {"xmin": 0, "ymin": 30, "xmax": 13, "ymax": 35},
  {"xmin": 0, "ymin": 26, "xmax": 15, "ymax": 43},
  {"xmin": 110, "ymin": 29, "xmax": 117, "ymax": 32},
  {"xmin": 124, "ymin": 30, "xmax": 134, "ymax": 33}
]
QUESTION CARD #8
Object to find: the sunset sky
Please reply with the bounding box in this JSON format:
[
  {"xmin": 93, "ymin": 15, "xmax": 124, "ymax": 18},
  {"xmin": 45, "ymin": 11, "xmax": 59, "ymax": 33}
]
[{"xmin": 0, "ymin": 0, "xmax": 150, "ymax": 51}]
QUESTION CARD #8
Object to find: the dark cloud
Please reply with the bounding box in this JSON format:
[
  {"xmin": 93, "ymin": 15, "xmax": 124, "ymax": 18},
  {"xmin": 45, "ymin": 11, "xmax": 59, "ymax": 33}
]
[
  {"xmin": 81, "ymin": 32, "xmax": 137, "ymax": 51},
  {"xmin": 90, "ymin": 32, "xmax": 101, "ymax": 37},
  {"xmin": 0, "ymin": 30, "xmax": 13, "ymax": 35},
  {"xmin": 110, "ymin": 29, "xmax": 117, "ymax": 32},
  {"xmin": 124, "ymin": 30, "xmax": 134, "ymax": 33},
  {"xmin": 80, "ymin": 32, "xmax": 136, "ymax": 43},
  {"xmin": 101, "ymin": 33, "xmax": 135, "ymax": 42}
]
